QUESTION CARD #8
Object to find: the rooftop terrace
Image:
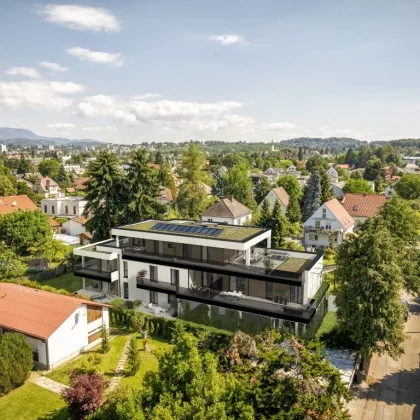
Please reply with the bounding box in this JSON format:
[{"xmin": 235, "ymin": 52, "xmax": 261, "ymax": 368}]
[{"xmin": 117, "ymin": 219, "xmax": 266, "ymax": 242}]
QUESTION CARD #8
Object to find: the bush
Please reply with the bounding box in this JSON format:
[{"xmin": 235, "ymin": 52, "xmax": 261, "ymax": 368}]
[
  {"xmin": 0, "ymin": 332, "xmax": 33, "ymax": 395},
  {"xmin": 126, "ymin": 338, "xmax": 141, "ymax": 375},
  {"xmin": 75, "ymin": 354, "xmax": 103, "ymax": 376},
  {"xmin": 101, "ymin": 326, "xmax": 109, "ymax": 353},
  {"xmin": 62, "ymin": 373, "xmax": 106, "ymax": 419},
  {"xmin": 318, "ymin": 326, "xmax": 359, "ymax": 350}
]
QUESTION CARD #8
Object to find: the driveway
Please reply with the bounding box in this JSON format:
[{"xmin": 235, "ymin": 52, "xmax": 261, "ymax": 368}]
[{"xmin": 348, "ymin": 294, "xmax": 420, "ymax": 419}]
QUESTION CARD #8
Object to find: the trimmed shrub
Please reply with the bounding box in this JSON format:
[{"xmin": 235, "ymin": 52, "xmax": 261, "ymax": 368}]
[{"xmin": 0, "ymin": 332, "xmax": 33, "ymax": 395}]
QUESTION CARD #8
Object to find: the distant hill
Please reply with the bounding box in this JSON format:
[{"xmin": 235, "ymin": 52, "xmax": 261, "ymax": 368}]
[
  {"xmin": 0, "ymin": 127, "xmax": 107, "ymax": 146},
  {"xmin": 279, "ymin": 137, "xmax": 368, "ymax": 150}
]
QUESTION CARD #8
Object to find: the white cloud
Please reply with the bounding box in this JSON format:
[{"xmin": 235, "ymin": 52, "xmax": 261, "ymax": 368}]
[
  {"xmin": 67, "ymin": 47, "xmax": 123, "ymax": 67},
  {"xmin": 77, "ymin": 95, "xmax": 250, "ymax": 131},
  {"xmin": 265, "ymin": 122, "xmax": 296, "ymax": 131},
  {"xmin": 41, "ymin": 5, "xmax": 120, "ymax": 32},
  {"xmin": 0, "ymin": 80, "xmax": 85, "ymax": 110},
  {"xmin": 131, "ymin": 93, "xmax": 161, "ymax": 100},
  {"xmin": 6, "ymin": 67, "xmax": 41, "ymax": 79},
  {"xmin": 82, "ymin": 126, "xmax": 113, "ymax": 131},
  {"xmin": 46, "ymin": 122, "xmax": 75, "ymax": 128},
  {"xmin": 40, "ymin": 61, "xmax": 69, "ymax": 72},
  {"xmin": 209, "ymin": 34, "xmax": 245, "ymax": 45},
  {"xmin": 336, "ymin": 128, "xmax": 352, "ymax": 134}
]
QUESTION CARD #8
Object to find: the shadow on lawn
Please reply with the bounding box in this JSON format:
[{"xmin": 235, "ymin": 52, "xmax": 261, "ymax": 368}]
[{"xmin": 39, "ymin": 407, "xmax": 70, "ymax": 420}]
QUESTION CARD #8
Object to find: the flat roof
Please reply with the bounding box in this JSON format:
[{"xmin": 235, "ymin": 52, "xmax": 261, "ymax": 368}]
[{"xmin": 120, "ymin": 219, "xmax": 266, "ymax": 242}]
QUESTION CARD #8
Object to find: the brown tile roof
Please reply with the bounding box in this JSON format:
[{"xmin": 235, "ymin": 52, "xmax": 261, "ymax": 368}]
[
  {"xmin": 0, "ymin": 283, "xmax": 109, "ymax": 340},
  {"xmin": 73, "ymin": 177, "xmax": 89, "ymax": 190},
  {"xmin": 159, "ymin": 188, "xmax": 173, "ymax": 202},
  {"xmin": 0, "ymin": 195, "xmax": 38, "ymax": 214},
  {"xmin": 335, "ymin": 164, "xmax": 351, "ymax": 169},
  {"xmin": 34, "ymin": 177, "xmax": 60, "ymax": 192},
  {"xmin": 48, "ymin": 218, "xmax": 59, "ymax": 227},
  {"xmin": 342, "ymin": 193, "xmax": 387, "ymax": 218},
  {"xmin": 72, "ymin": 216, "xmax": 90, "ymax": 226},
  {"xmin": 272, "ymin": 187, "xmax": 290, "ymax": 208},
  {"xmin": 201, "ymin": 196, "xmax": 251, "ymax": 218},
  {"xmin": 325, "ymin": 198, "xmax": 355, "ymax": 229}
]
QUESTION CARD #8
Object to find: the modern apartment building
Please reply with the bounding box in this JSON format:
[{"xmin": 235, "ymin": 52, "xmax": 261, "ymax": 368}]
[{"xmin": 73, "ymin": 219, "xmax": 327, "ymax": 337}]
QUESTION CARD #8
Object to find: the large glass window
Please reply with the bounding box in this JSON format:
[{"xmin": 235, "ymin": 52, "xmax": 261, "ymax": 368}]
[
  {"xmin": 170, "ymin": 269, "xmax": 179, "ymax": 286},
  {"xmin": 266, "ymin": 282, "xmax": 273, "ymax": 300},
  {"xmin": 150, "ymin": 291, "xmax": 158, "ymax": 304},
  {"xmin": 236, "ymin": 278, "xmax": 247, "ymax": 294},
  {"xmin": 123, "ymin": 261, "xmax": 128, "ymax": 278},
  {"xmin": 150, "ymin": 265, "xmax": 158, "ymax": 282}
]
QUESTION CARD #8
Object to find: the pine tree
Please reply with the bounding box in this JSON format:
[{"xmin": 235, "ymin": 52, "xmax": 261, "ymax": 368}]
[
  {"xmin": 271, "ymin": 200, "xmax": 287, "ymax": 248},
  {"xmin": 211, "ymin": 169, "xmax": 224, "ymax": 197},
  {"xmin": 100, "ymin": 326, "xmax": 109, "ymax": 353},
  {"xmin": 301, "ymin": 172, "xmax": 322, "ymax": 222},
  {"xmin": 57, "ymin": 165, "xmax": 71, "ymax": 189},
  {"xmin": 126, "ymin": 337, "xmax": 141, "ymax": 375},
  {"xmin": 286, "ymin": 193, "xmax": 301, "ymax": 223},
  {"xmin": 319, "ymin": 168, "xmax": 333, "ymax": 203},
  {"xmin": 254, "ymin": 176, "xmax": 272, "ymax": 204},
  {"xmin": 298, "ymin": 146, "xmax": 304, "ymax": 161},
  {"xmin": 258, "ymin": 198, "xmax": 271, "ymax": 228},
  {"xmin": 121, "ymin": 149, "xmax": 166, "ymax": 224},
  {"xmin": 83, "ymin": 150, "xmax": 123, "ymax": 241}
]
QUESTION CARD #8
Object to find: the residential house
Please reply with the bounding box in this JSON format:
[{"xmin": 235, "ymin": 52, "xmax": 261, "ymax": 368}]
[
  {"xmin": 327, "ymin": 167, "xmax": 339, "ymax": 183},
  {"xmin": 259, "ymin": 187, "xmax": 289, "ymax": 213},
  {"xmin": 41, "ymin": 196, "xmax": 87, "ymax": 218},
  {"xmin": 335, "ymin": 164, "xmax": 352, "ymax": 170},
  {"xmin": 0, "ymin": 195, "xmax": 38, "ymax": 214},
  {"xmin": 73, "ymin": 177, "xmax": 89, "ymax": 191},
  {"xmin": 62, "ymin": 216, "xmax": 90, "ymax": 236},
  {"xmin": 385, "ymin": 179, "xmax": 399, "ymax": 199},
  {"xmin": 200, "ymin": 196, "xmax": 252, "ymax": 225},
  {"xmin": 303, "ymin": 198, "xmax": 355, "ymax": 249},
  {"xmin": 331, "ymin": 181, "xmax": 345, "ymax": 198},
  {"xmin": 404, "ymin": 163, "xmax": 420, "ymax": 174},
  {"xmin": 0, "ymin": 144, "xmax": 6, "ymax": 153},
  {"xmin": 157, "ymin": 187, "xmax": 173, "ymax": 206},
  {"xmin": 342, "ymin": 193, "xmax": 387, "ymax": 225},
  {"xmin": 0, "ymin": 283, "xmax": 109, "ymax": 370},
  {"xmin": 263, "ymin": 167, "xmax": 302, "ymax": 183},
  {"xmin": 49, "ymin": 218, "xmax": 60, "ymax": 234},
  {"xmin": 64, "ymin": 164, "xmax": 84, "ymax": 175},
  {"xmin": 32, "ymin": 177, "xmax": 61, "ymax": 198},
  {"xmin": 73, "ymin": 220, "xmax": 327, "ymax": 337}
]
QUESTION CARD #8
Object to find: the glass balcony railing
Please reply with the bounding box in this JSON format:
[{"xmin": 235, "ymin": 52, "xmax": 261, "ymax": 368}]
[{"xmin": 74, "ymin": 260, "xmax": 117, "ymax": 282}]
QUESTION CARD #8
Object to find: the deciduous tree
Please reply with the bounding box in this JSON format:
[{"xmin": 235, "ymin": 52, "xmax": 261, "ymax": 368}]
[
  {"xmin": 276, "ymin": 174, "xmax": 302, "ymax": 199},
  {"xmin": 343, "ymin": 178, "xmax": 373, "ymax": 194},
  {"xmin": 394, "ymin": 174, "xmax": 420, "ymax": 199},
  {"xmin": 223, "ymin": 164, "xmax": 257, "ymax": 209},
  {"xmin": 38, "ymin": 158, "xmax": 61, "ymax": 180}
]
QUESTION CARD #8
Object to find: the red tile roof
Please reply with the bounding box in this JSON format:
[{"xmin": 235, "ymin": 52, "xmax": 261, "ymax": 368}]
[
  {"xmin": 73, "ymin": 177, "xmax": 89, "ymax": 190},
  {"xmin": 201, "ymin": 196, "xmax": 251, "ymax": 218},
  {"xmin": 72, "ymin": 216, "xmax": 90, "ymax": 226},
  {"xmin": 0, "ymin": 283, "xmax": 109, "ymax": 340},
  {"xmin": 272, "ymin": 187, "xmax": 290, "ymax": 208},
  {"xmin": 0, "ymin": 195, "xmax": 38, "ymax": 214},
  {"xmin": 342, "ymin": 193, "xmax": 387, "ymax": 218},
  {"xmin": 48, "ymin": 218, "xmax": 59, "ymax": 228},
  {"xmin": 335, "ymin": 164, "xmax": 351, "ymax": 169},
  {"xmin": 325, "ymin": 198, "xmax": 355, "ymax": 229}
]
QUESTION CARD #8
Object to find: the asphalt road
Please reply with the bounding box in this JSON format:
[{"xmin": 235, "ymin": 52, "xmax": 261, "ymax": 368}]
[{"xmin": 348, "ymin": 294, "xmax": 420, "ymax": 419}]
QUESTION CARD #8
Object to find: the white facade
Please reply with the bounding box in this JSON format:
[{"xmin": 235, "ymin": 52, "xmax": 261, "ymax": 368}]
[
  {"xmin": 0, "ymin": 144, "xmax": 6, "ymax": 153},
  {"xmin": 331, "ymin": 182, "xmax": 345, "ymax": 198},
  {"xmin": 41, "ymin": 197, "xmax": 87, "ymax": 218},
  {"xmin": 62, "ymin": 219, "xmax": 87, "ymax": 236},
  {"xmin": 303, "ymin": 203, "xmax": 354, "ymax": 249},
  {"xmin": 200, "ymin": 214, "xmax": 251, "ymax": 226},
  {"xmin": 327, "ymin": 167, "xmax": 339, "ymax": 182},
  {"xmin": 385, "ymin": 181, "xmax": 398, "ymax": 199}
]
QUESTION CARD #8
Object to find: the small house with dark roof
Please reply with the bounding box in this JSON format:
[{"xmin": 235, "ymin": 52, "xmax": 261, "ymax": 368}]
[
  {"xmin": 200, "ymin": 196, "xmax": 252, "ymax": 226},
  {"xmin": 259, "ymin": 187, "xmax": 290, "ymax": 213},
  {"xmin": 303, "ymin": 198, "xmax": 355, "ymax": 249}
]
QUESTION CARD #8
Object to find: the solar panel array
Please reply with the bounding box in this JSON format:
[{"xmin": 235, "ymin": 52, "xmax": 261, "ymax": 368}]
[{"xmin": 151, "ymin": 223, "xmax": 223, "ymax": 237}]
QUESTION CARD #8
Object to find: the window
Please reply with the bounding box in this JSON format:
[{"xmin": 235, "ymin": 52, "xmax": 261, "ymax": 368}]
[
  {"xmin": 123, "ymin": 261, "xmax": 128, "ymax": 278},
  {"xmin": 207, "ymin": 218, "xmax": 213, "ymax": 222},
  {"xmin": 183, "ymin": 244, "xmax": 192, "ymax": 258},
  {"xmin": 322, "ymin": 208, "xmax": 327, "ymax": 218},
  {"xmin": 88, "ymin": 330, "xmax": 101, "ymax": 344},
  {"xmin": 309, "ymin": 234, "xmax": 318, "ymax": 241},
  {"xmin": 65, "ymin": 205, "xmax": 68, "ymax": 214},
  {"xmin": 325, "ymin": 223, "xmax": 332, "ymax": 230},
  {"xmin": 170, "ymin": 269, "xmax": 179, "ymax": 286},
  {"xmin": 73, "ymin": 206, "xmax": 77, "ymax": 215},
  {"xmin": 123, "ymin": 282, "xmax": 129, "ymax": 299},
  {"xmin": 150, "ymin": 265, "xmax": 158, "ymax": 282},
  {"xmin": 33, "ymin": 349, "xmax": 39, "ymax": 362},
  {"xmin": 44, "ymin": 205, "xmax": 47, "ymax": 213},
  {"xmin": 87, "ymin": 305, "xmax": 102, "ymax": 323},
  {"xmin": 150, "ymin": 291, "xmax": 158, "ymax": 304},
  {"xmin": 51, "ymin": 205, "xmax": 55, "ymax": 215},
  {"xmin": 236, "ymin": 278, "xmax": 247, "ymax": 294},
  {"xmin": 315, "ymin": 220, "xmax": 321, "ymax": 228},
  {"xmin": 266, "ymin": 282, "xmax": 273, "ymax": 300}
]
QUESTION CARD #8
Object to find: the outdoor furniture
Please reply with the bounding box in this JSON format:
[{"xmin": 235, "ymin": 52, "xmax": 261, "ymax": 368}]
[
  {"xmin": 220, "ymin": 291, "xmax": 244, "ymax": 300},
  {"xmin": 91, "ymin": 292, "xmax": 106, "ymax": 301}
]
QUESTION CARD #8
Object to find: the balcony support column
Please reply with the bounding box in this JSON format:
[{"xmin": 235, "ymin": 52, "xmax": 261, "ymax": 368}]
[
  {"xmin": 115, "ymin": 235, "xmax": 119, "ymax": 248},
  {"xmin": 82, "ymin": 278, "xmax": 85, "ymax": 289},
  {"xmin": 267, "ymin": 236, "xmax": 271, "ymax": 249},
  {"xmin": 245, "ymin": 248, "xmax": 251, "ymax": 266},
  {"xmin": 294, "ymin": 322, "xmax": 299, "ymax": 336}
]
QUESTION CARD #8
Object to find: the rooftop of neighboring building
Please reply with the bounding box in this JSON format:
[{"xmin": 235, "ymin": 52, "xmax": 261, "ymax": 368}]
[
  {"xmin": 48, "ymin": 218, "xmax": 59, "ymax": 228},
  {"xmin": 342, "ymin": 193, "xmax": 387, "ymax": 218},
  {"xmin": 73, "ymin": 177, "xmax": 89, "ymax": 190},
  {"xmin": 33, "ymin": 176, "xmax": 60, "ymax": 191},
  {"xmin": 271, "ymin": 187, "xmax": 290, "ymax": 207},
  {"xmin": 70, "ymin": 216, "xmax": 90, "ymax": 226},
  {"xmin": 118, "ymin": 219, "xmax": 266, "ymax": 242},
  {"xmin": 41, "ymin": 196, "xmax": 86, "ymax": 202},
  {"xmin": 0, "ymin": 283, "xmax": 109, "ymax": 340},
  {"xmin": 0, "ymin": 195, "xmax": 38, "ymax": 214},
  {"xmin": 325, "ymin": 198, "xmax": 355, "ymax": 229},
  {"xmin": 201, "ymin": 196, "xmax": 251, "ymax": 219}
]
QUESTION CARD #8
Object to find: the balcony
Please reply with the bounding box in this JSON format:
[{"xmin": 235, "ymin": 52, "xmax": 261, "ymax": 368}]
[
  {"xmin": 74, "ymin": 261, "xmax": 118, "ymax": 282},
  {"xmin": 121, "ymin": 246, "xmax": 305, "ymax": 285},
  {"xmin": 136, "ymin": 276, "xmax": 177, "ymax": 293},
  {"xmin": 304, "ymin": 226, "xmax": 340, "ymax": 235}
]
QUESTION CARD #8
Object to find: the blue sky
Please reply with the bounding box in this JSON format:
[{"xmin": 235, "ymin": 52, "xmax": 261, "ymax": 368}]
[{"xmin": 0, "ymin": 0, "xmax": 420, "ymax": 143}]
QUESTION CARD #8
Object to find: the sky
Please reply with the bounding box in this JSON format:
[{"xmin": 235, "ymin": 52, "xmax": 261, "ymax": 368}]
[{"xmin": 1, "ymin": 0, "xmax": 420, "ymax": 144}]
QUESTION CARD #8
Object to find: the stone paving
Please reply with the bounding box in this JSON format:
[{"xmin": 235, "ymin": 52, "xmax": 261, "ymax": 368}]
[
  {"xmin": 109, "ymin": 336, "xmax": 130, "ymax": 391},
  {"xmin": 30, "ymin": 372, "xmax": 69, "ymax": 394}
]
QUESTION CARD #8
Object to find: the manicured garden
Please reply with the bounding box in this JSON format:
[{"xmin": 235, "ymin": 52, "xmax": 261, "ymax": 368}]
[
  {"xmin": 46, "ymin": 335, "xmax": 127, "ymax": 385},
  {"xmin": 316, "ymin": 311, "xmax": 337, "ymax": 338},
  {"xmin": 0, "ymin": 382, "xmax": 68, "ymax": 420},
  {"xmin": 39, "ymin": 272, "xmax": 91, "ymax": 293}
]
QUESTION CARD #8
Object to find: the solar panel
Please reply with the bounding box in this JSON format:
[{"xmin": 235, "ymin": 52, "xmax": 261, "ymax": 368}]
[{"xmin": 150, "ymin": 223, "xmax": 223, "ymax": 237}]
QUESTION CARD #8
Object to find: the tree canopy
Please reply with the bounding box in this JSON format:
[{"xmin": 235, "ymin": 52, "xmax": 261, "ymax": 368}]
[
  {"xmin": 223, "ymin": 164, "xmax": 256, "ymax": 210},
  {"xmin": 394, "ymin": 174, "xmax": 420, "ymax": 199},
  {"xmin": 343, "ymin": 178, "xmax": 373, "ymax": 194},
  {"xmin": 301, "ymin": 172, "xmax": 322, "ymax": 222}
]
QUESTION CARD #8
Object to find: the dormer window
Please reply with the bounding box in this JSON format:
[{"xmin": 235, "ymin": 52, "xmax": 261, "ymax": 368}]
[
  {"xmin": 322, "ymin": 208, "xmax": 327, "ymax": 218},
  {"xmin": 353, "ymin": 205, "xmax": 359, "ymax": 211}
]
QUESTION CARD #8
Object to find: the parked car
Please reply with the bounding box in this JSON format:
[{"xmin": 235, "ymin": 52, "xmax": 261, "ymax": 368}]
[{"xmin": 400, "ymin": 299, "xmax": 409, "ymax": 321}]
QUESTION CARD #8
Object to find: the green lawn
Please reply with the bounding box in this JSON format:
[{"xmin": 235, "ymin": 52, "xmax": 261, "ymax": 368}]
[
  {"xmin": 38, "ymin": 272, "xmax": 91, "ymax": 293},
  {"xmin": 120, "ymin": 336, "xmax": 172, "ymax": 390},
  {"xmin": 0, "ymin": 382, "xmax": 68, "ymax": 420},
  {"xmin": 46, "ymin": 335, "xmax": 127, "ymax": 385},
  {"xmin": 316, "ymin": 312, "xmax": 337, "ymax": 338}
]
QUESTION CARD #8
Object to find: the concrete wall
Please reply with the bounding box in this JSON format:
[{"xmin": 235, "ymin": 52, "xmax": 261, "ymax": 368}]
[
  {"xmin": 62, "ymin": 220, "xmax": 86, "ymax": 236},
  {"xmin": 41, "ymin": 198, "xmax": 86, "ymax": 217}
]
